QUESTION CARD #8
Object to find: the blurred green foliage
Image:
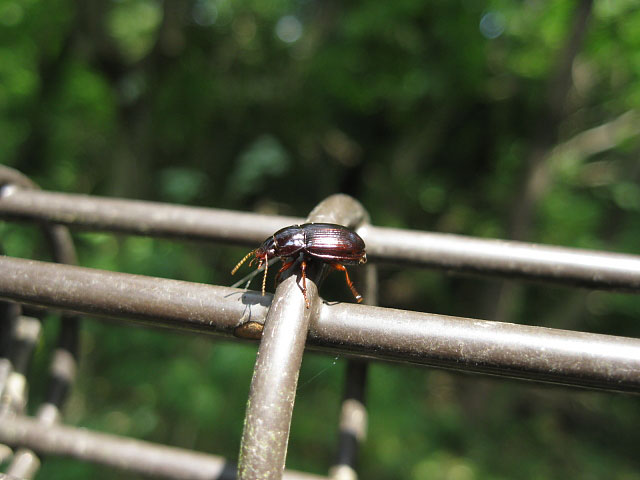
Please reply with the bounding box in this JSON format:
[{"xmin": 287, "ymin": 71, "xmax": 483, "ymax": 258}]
[{"xmin": 2, "ymin": 0, "xmax": 640, "ymax": 478}]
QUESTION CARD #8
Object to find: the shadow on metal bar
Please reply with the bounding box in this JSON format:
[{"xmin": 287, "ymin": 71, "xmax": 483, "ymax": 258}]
[
  {"xmin": 0, "ymin": 415, "xmax": 327, "ymax": 480},
  {"xmin": 2, "ymin": 180, "xmax": 640, "ymax": 292},
  {"xmin": 1, "ymin": 255, "xmax": 639, "ymax": 393},
  {"xmin": 238, "ymin": 194, "xmax": 369, "ymax": 480}
]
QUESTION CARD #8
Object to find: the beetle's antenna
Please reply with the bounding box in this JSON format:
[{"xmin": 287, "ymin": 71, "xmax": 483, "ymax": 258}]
[
  {"xmin": 230, "ymin": 258, "xmax": 278, "ymax": 289},
  {"xmin": 231, "ymin": 250, "xmax": 255, "ymax": 275},
  {"xmin": 262, "ymin": 257, "xmax": 268, "ymax": 296}
]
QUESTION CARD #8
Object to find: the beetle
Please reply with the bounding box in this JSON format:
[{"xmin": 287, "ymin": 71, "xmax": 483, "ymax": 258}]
[{"xmin": 231, "ymin": 223, "xmax": 367, "ymax": 308}]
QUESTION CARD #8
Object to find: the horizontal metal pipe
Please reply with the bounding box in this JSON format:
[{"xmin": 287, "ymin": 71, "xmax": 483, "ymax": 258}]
[
  {"xmin": 0, "ymin": 167, "xmax": 78, "ymax": 265},
  {"xmin": 1, "ymin": 188, "xmax": 640, "ymax": 291},
  {"xmin": 0, "ymin": 187, "xmax": 298, "ymax": 248},
  {"xmin": 1, "ymin": 256, "xmax": 639, "ymax": 393},
  {"xmin": 312, "ymin": 303, "xmax": 640, "ymax": 392},
  {"xmin": 0, "ymin": 256, "xmax": 270, "ymax": 338},
  {"xmin": 362, "ymin": 225, "xmax": 640, "ymax": 291},
  {"xmin": 0, "ymin": 415, "xmax": 326, "ymax": 480}
]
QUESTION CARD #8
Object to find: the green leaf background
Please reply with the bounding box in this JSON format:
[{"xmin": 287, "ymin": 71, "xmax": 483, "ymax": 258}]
[{"xmin": 2, "ymin": 0, "xmax": 639, "ymax": 478}]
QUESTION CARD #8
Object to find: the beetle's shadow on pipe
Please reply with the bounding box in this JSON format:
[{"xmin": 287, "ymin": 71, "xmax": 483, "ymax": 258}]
[
  {"xmin": 240, "ymin": 291, "xmax": 272, "ymax": 307},
  {"xmin": 224, "ymin": 290, "xmax": 271, "ymax": 340},
  {"xmin": 322, "ymin": 300, "xmax": 341, "ymax": 306},
  {"xmin": 225, "ymin": 257, "xmax": 330, "ymax": 307},
  {"xmin": 223, "ymin": 290, "xmax": 272, "ymax": 307}
]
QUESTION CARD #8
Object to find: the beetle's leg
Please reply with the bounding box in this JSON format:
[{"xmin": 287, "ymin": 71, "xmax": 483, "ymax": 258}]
[
  {"xmin": 331, "ymin": 263, "xmax": 363, "ymax": 303},
  {"xmin": 300, "ymin": 259, "xmax": 310, "ymax": 309},
  {"xmin": 275, "ymin": 259, "xmax": 296, "ymax": 285},
  {"xmin": 231, "ymin": 250, "xmax": 256, "ymax": 275}
]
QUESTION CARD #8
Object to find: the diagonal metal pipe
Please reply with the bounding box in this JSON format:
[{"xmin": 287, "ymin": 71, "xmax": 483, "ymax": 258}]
[{"xmin": 238, "ymin": 195, "xmax": 369, "ymax": 480}]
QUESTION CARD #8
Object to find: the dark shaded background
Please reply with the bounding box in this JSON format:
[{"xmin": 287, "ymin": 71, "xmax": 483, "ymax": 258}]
[{"xmin": 1, "ymin": 0, "xmax": 640, "ymax": 478}]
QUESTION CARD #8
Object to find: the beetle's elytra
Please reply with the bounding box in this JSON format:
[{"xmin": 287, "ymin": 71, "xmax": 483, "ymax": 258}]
[{"xmin": 231, "ymin": 223, "xmax": 367, "ymax": 308}]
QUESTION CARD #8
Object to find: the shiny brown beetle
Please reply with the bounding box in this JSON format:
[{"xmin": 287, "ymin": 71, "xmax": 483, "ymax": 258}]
[{"xmin": 231, "ymin": 223, "xmax": 367, "ymax": 308}]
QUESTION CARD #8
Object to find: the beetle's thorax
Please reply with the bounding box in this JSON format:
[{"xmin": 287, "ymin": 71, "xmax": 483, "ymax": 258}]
[{"xmin": 271, "ymin": 226, "xmax": 306, "ymax": 258}]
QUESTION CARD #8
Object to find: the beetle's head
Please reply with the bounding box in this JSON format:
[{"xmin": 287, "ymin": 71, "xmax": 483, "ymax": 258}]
[
  {"xmin": 231, "ymin": 237, "xmax": 278, "ymax": 277},
  {"xmin": 255, "ymin": 237, "xmax": 277, "ymax": 261}
]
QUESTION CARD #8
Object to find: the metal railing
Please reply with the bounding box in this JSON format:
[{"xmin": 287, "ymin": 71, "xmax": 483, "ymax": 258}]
[
  {"xmin": 2, "ymin": 185, "xmax": 640, "ymax": 292},
  {"xmin": 0, "ymin": 165, "xmax": 639, "ymax": 479}
]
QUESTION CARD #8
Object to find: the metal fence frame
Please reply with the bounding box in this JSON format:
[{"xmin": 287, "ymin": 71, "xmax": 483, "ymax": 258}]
[{"xmin": 1, "ymin": 166, "xmax": 639, "ymax": 479}]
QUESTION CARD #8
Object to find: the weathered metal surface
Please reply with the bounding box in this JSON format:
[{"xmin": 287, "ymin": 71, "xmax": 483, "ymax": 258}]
[
  {"xmin": 2, "ymin": 186, "xmax": 640, "ymax": 291},
  {"xmin": 0, "ymin": 184, "xmax": 298, "ymax": 248},
  {"xmin": 362, "ymin": 225, "xmax": 640, "ymax": 291},
  {"xmin": 0, "ymin": 415, "xmax": 327, "ymax": 480},
  {"xmin": 0, "ymin": 166, "xmax": 80, "ymax": 479},
  {"xmin": 1, "ymin": 255, "xmax": 639, "ymax": 393},
  {"xmin": 238, "ymin": 195, "xmax": 368, "ymax": 480}
]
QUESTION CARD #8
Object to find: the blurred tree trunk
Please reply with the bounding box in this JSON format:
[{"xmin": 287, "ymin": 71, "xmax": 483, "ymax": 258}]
[
  {"xmin": 481, "ymin": 0, "xmax": 594, "ymax": 324},
  {"xmin": 77, "ymin": 0, "xmax": 190, "ymax": 199}
]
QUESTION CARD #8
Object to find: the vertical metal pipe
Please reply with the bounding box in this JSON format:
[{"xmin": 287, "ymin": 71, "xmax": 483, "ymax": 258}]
[
  {"xmin": 0, "ymin": 243, "xmax": 21, "ymax": 469},
  {"xmin": 330, "ymin": 228, "xmax": 377, "ymax": 480},
  {"xmin": 0, "ymin": 165, "xmax": 80, "ymax": 478},
  {"xmin": 2, "ymin": 315, "xmax": 42, "ymax": 479},
  {"xmin": 0, "ymin": 300, "xmax": 21, "ymax": 395},
  {"xmin": 330, "ymin": 361, "xmax": 368, "ymax": 480},
  {"xmin": 0, "ymin": 316, "xmax": 41, "ymax": 416},
  {"xmin": 238, "ymin": 195, "xmax": 368, "ymax": 480}
]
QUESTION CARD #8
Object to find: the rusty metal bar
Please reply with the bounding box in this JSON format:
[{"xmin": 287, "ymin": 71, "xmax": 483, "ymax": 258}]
[
  {"xmin": 2, "ymin": 185, "xmax": 640, "ymax": 292},
  {"xmin": 238, "ymin": 195, "xmax": 369, "ymax": 480},
  {"xmin": 1, "ymin": 255, "xmax": 639, "ymax": 393},
  {"xmin": 0, "ymin": 415, "xmax": 327, "ymax": 480}
]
